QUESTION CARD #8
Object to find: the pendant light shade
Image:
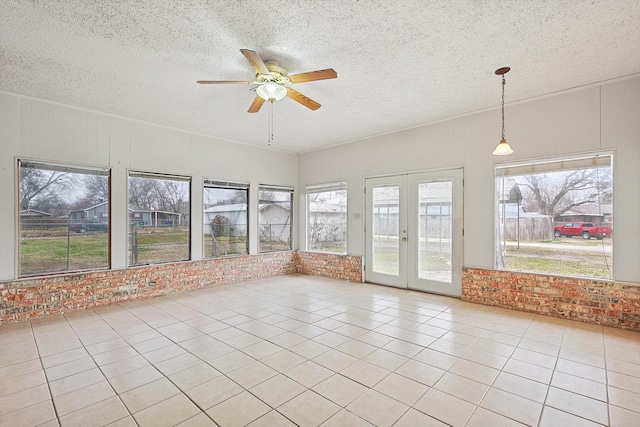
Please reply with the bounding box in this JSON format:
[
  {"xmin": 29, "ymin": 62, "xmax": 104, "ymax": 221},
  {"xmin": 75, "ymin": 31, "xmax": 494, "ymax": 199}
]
[
  {"xmin": 493, "ymin": 67, "xmax": 513, "ymax": 156},
  {"xmin": 493, "ymin": 138, "xmax": 513, "ymax": 155}
]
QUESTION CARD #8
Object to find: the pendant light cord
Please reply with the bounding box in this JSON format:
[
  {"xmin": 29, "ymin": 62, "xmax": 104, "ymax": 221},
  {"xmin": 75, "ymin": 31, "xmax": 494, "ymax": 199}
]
[{"xmin": 501, "ymin": 74, "xmax": 506, "ymax": 140}]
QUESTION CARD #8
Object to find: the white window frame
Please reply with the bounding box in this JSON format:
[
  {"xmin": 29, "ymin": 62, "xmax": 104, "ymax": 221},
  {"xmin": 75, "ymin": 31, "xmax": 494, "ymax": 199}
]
[
  {"xmin": 17, "ymin": 159, "xmax": 111, "ymax": 277},
  {"xmin": 306, "ymin": 182, "xmax": 347, "ymax": 254},
  {"xmin": 203, "ymin": 179, "xmax": 250, "ymax": 258},
  {"xmin": 128, "ymin": 171, "xmax": 191, "ymax": 266},
  {"xmin": 495, "ymin": 151, "xmax": 613, "ymax": 279},
  {"xmin": 258, "ymin": 185, "xmax": 294, "ymax": 253}
]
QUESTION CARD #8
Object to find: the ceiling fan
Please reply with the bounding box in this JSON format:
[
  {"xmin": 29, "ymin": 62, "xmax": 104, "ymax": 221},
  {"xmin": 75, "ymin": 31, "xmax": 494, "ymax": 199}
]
[{"xmin": 197, "ymin": 49, "xmax": 337, "ymax": 113}]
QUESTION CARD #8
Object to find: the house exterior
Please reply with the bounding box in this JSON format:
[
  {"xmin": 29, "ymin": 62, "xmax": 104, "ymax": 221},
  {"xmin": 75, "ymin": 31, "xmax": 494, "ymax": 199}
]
[
  {"xmin": 259, "ymin": 202, "xmax": 291, "ymax": 243},
  {"xmin": 69, "ymin": 201, "xmax": 109, "ymax": 223},
  {"xmin": 128, "ymin": 206, "xmax": 181, "ymax": 226},
  {"xmin": 556, "ymin": 203, "xmax": 612, "ymax": 225},
  {"xmin": 308, "ymin": 201, "xmax": 347, "ymax": 243},
  {"xmin": 19, "ymin": 209, "xmax": 56, "ymax": 229},
  {"xmin": 204, "ymin": 203, "xmax": 248, "ymax": 235}
]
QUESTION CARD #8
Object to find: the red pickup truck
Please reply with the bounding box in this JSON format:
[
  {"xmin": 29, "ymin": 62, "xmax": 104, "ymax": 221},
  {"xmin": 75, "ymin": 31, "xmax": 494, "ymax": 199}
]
[{"xmin": 553, "ymin": 222, "xmax": 611, "ymax": 240}]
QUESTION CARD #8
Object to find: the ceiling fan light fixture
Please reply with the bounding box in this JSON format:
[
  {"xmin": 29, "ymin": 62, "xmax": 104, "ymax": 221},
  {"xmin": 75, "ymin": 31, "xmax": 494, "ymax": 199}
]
[{"xmin": 257, "ymin": 82, "xmax": 287, "ymax": 101}]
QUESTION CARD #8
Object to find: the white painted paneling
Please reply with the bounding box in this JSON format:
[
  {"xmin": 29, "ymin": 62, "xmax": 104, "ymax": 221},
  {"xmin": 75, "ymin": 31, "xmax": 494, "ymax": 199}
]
[
  {"xmin": 0, "ymin": 93, "xmax": 21, "ymax": 277},
  {"xmin": 298, "ymin": 77, "xmax": 640, "ymax": 282},
  {"xmin": 18, "ymin": 99, "xmax": 32, "ymax": 157},
  {"xmin": 554, "ymin": 88, "xmax": 601, "ymax": 154},
  {"xmin": 52, "ymin": 105, "xmax": 75, "ymax": 163},
  {"xmin": 2, "ymin": 77, "xmax": 638, "ymax": 282},
  {"xmin": 0, "ymin": 95, "xmax": 296, "ymax": 279},
  {"xmin": 31, "ymin": 102, "xmax": 55, "ymax": 160},
  {"xmin": 73, "ymin": 110, "xmax": 89, "ymax": 163},
  {"xmin": 190, "ymin": 172, "xmax": 203, "ymax": 261},
  {"xmin": 602, "ymin": 79, "xmax": 640, "ymax": 282}
]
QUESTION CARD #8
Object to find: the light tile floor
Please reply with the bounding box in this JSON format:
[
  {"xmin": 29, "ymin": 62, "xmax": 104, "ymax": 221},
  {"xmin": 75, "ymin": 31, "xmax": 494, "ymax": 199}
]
[{"xmin": 1, "ymin": 274, "xmax": 640, "ymax": 427}]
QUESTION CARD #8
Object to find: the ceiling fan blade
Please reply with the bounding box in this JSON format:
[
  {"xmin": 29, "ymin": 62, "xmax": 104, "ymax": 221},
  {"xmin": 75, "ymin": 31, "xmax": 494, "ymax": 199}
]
[
  {"xmin": 240, "ymin": 49, "xmax": 269, "ymax": 75},
  {"xmin": 248, "ymin": 96, "xmax": 265, "ymax": 113},
  {"xmin": 286, "ymin": 88, "xmax": 321, "ymax": 110},
  {"xmin": 289, "ymin": 68, "xmax": 337, "ymax": 84},
  {"xmin": 197, "ymin": 80, "xmax": 251, "ymax": 84}
]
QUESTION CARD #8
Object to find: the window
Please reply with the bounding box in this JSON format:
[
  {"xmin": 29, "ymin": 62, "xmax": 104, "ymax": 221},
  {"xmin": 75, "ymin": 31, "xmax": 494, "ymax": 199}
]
[
  {"xmin": 128, "ymin": 172, "xmax": 190, "ymax": 266},
  {"xmin": 306, "ymin": 182, "xmax": 347, "ymax": 254},
  {"xmin": 258, "ymin": 185, "xmax": 293, "ymax": 252},
  {"xmin": 18, "ymin": 160, "xmax": 110, "ymax": 276},
  {"xmin": 495, "ymin": 153, "xmax": 612, "ymax": 279},
  {"xmin": 203, "ymin": 180, "xmax": 249, "ymax": 257}
]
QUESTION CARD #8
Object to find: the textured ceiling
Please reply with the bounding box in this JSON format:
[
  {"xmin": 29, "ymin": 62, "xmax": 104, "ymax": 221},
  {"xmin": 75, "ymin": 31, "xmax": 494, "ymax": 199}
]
[{"xmin": 2, "ymin": 1, "xmax": 639, "ymax": 153}]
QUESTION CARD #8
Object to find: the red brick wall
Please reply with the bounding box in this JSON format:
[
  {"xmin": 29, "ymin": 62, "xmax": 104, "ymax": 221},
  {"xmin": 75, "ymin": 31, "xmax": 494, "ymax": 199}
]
[
  {"xmin": 462, "ymin": 267, "xmax": 640, "ymax": 331},
  {"xmin": 296, "ymin": 252, "xmax": 363, "ymax": 282},
  {"xmin": 0, "ymin": 252, "xmax": 363, "ymax": 324}
]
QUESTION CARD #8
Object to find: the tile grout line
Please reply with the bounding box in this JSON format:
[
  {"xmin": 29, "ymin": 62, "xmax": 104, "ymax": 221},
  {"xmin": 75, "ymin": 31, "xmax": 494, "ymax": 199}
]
[
  {"xmin": 535, "ymin": 313, "xmax": 567, "ymax": 427},
  {"xmin": 61, "ymin": 310, "xmax": 140, "ymax": 427},
  {"xmin": 29, "ymin": 318, "xmax": 61, "ymax": 426}
]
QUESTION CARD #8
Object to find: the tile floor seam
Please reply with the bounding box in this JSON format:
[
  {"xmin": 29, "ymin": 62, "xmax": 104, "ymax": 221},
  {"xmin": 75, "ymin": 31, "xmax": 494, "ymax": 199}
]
[
  {"xmin": 60, "ymin": 311, "xmax": 138, "ymax": 427},
  {"xmin": 30, "ymin": 315, "xmax": 61, "ymax": 425},
  {"xmin": 602, "ymin": 324, "xmax": 612, "ymax": 427}
]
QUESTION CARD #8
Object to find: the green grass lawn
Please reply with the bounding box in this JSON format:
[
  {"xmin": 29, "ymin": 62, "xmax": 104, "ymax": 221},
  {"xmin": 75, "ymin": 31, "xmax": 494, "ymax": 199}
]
[
  {"xmin": 20, "ymin": 234, "xmax": 109, "ymax": 275},
  {"xmin": 203, "ymin": 234, "xmax": 248, "ymax": 257},
  {"xmin": 373, "ymin": 245, "xmax": 451, "ymax": 279},
  {"xmin": 19, "ymin": 229, "xmax": 613, "ymax": 280},
  {"xmin": 502, "ymin": 245, "xmax": 612, "ymax": 278},
  {"xmin": 130, "ymin": 228, "xmax": 190, "ymax": 265}
]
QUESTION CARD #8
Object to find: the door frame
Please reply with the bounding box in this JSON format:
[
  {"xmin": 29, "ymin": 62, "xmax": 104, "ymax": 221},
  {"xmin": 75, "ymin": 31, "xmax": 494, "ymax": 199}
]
[{"xmin": 364, "ymin": 168, "xmax": 464, "ymax": 296}]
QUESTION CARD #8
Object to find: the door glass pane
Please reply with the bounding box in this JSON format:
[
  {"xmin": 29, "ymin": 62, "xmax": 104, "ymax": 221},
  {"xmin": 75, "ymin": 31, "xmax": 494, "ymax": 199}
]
[
  {"xmin": 418, "ymin": 181, "xmax": 452, "ymax": 283},
  {"xmin": 372, "ymin": 186, "xmax": 399, "ymax": 275}
]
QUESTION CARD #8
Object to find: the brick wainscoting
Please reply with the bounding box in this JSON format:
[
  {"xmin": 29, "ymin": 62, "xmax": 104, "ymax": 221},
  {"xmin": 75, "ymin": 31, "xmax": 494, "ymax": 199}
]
[
  {"xmin": 462, "ymin": 267, "xmax": 640, "ymax": 331},
  {"xmin": 0, "ymin": 252, "xmax": 362, "ymax": 324},
  {"xmin": 296, "ymin": 252, "xmax": 363, "ymax": 282}
]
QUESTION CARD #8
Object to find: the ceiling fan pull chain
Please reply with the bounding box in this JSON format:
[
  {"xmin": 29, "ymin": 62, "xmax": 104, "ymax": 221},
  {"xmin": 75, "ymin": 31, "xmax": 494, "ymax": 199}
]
[{"xmin": 268, "ymin": 100, "xmax": 274, "ymax": 146}]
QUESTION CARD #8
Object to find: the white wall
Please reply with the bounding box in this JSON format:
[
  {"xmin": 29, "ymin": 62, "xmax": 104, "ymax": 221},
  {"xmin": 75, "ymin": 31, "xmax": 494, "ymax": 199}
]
[
  {"xmin": 0, "ymin": 92, "xmax": 297, "ymax": 280},
  {"xmin": 2, "ymin": 78, "xmax": 639, "ymax": 283},
  {"xmin": 297, "ymin": 78, "xmax": 640, "ymax": 283}
]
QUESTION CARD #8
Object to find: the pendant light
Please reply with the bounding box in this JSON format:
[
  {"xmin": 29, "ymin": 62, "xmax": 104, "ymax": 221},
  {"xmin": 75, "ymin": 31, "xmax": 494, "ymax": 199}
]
[{"xmin": 493, "ymin": 67, "xmax": 513, "ymax": 156}]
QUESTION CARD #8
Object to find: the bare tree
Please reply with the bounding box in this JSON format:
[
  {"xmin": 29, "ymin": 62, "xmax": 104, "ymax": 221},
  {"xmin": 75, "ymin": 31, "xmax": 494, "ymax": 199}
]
[
  {"xmin": 19, "ymin": 167, "xmax": 74, "ymax": 215},
  {"xmin": 128, "ymin": 177, "xmax": 160, "ymax": 209},
  {"xmin": 516, "ymin": 168, "xmax": 611, "ymax": 220},
  {"xmin": 156, "ymin": 181, "xmax": 188, "ymax": 213},
  {"xmin": 83, "ymin": 174, "xmax": 109, "ymax": 204}
]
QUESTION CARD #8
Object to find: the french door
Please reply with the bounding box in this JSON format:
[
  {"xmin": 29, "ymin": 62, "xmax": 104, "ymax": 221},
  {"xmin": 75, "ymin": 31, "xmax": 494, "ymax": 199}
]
[{"xmin": 365, "ymin": 169, "xmax": 463, "ymax": 296}]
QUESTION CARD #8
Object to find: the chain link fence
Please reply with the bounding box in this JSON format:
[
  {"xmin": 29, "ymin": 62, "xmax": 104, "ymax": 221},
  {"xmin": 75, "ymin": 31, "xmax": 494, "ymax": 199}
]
[
  {"xmin": 129, "ymin": 224, "xmax": 190, "ymax": 266},
  {"xmin": 19, "ymin": 219, "xmax": 109, "ymax": 276},
  {"xmin": 204, "ymin": 223, "xmax": 248, "ymax": 258},
  {"xmin": 258, "ymin": 223, "xmax": 291, "ymax": 252}
]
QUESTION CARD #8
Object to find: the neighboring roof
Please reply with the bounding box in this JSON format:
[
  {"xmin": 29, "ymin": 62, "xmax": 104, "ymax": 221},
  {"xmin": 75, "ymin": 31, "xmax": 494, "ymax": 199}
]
[
  {"xmin": 69, "ymin": 200, "xmax": 108, "ymax": 213},
  {"xmin": 128, "ymin": 205, "xmax": 150, "ymax": 212},
  {"xmin": 259, "ymin": 202, "xmax": 290, "ymax": 212},
  {"xmin": 557, "ymin": 203, "xmax": 612, "ymax": 217},
  {"xmin": 309, "ymin": 203, "xmax": 346, "ymax": 213},
  {"xmin": 371, "ymin": 185, "xmax": 452, "ymax": 205},
  {"xmin": 20, "ymin": 209, "xmax": 52, "ymax": 217},
  {"xmin": 128, "ymin": 206, "xmax": 179, "ymax": 215},
  {"xmin": 557, "ymin": 211, "xmax": 605, "ymax": 218},
  {"xmin": 501, "ymin": 204, "xmax": 551, "ymax": 219},
  {"xmin": 205, "ymin": 204, "xmax": 247, "ymax": 213}
]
